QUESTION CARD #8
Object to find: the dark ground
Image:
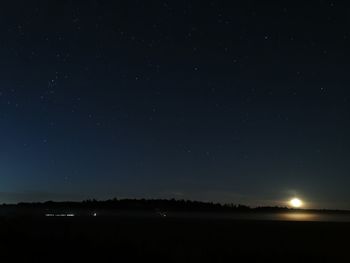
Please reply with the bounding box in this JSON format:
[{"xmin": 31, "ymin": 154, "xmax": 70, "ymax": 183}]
[{"xmin": 0, "ymin": 216, "xmax": 349, "ymax": 263}]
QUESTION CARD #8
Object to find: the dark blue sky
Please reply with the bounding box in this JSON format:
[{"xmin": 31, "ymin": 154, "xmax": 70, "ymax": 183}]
[{"xmin": 1, "ymin": 0, "xmax": 350, "ymax": 209}]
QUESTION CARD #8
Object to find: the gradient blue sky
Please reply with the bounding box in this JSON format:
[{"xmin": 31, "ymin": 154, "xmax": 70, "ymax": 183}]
[{"xmin": 1, "ymin": 0, "xmax": 350, "ymax": 209}]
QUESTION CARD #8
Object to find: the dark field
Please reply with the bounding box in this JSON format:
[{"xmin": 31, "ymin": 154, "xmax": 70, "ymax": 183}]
[{"xmin": 0, "ymin": 216, "xmax": 349, "ymax": 263}]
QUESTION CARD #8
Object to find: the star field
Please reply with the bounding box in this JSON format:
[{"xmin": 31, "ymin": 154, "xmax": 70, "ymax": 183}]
[{"xmin": 0, "ymin": 1, "xmax": 349, "ymax": 209}]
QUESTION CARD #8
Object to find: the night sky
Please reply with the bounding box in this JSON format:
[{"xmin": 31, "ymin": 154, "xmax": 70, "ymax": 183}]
[{"xmin": 1, "ymin": 1, "xmax": 350, "ymax": 209}]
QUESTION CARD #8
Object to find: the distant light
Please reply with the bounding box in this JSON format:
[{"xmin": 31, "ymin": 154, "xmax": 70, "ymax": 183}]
[
  {"xmin": 93, "ymin": 213, "xmax": 97, "ymax": 217},
  {"xmin": 290, "ymin": 198, "xmax": 303, "ymax": 208},
  {"xmin": 45, "ymin": 213, "xmax": 75, "ymax": 217}
]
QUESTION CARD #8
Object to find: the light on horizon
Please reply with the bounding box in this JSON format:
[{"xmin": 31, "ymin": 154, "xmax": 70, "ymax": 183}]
[{"xmin": 290, "ymin": 198, "xmax": 303, "ymax": 208}]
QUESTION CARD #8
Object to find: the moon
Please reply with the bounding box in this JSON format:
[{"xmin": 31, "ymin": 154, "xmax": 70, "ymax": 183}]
[{"xmin": 290, "ymin": 198, "xmax": 303, "ymax": 208}]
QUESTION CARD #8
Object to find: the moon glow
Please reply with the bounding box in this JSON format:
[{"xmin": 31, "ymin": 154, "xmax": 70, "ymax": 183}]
[{"xmin": 290, "ymin": 198, "xmax": 303, "ymax": 208}]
